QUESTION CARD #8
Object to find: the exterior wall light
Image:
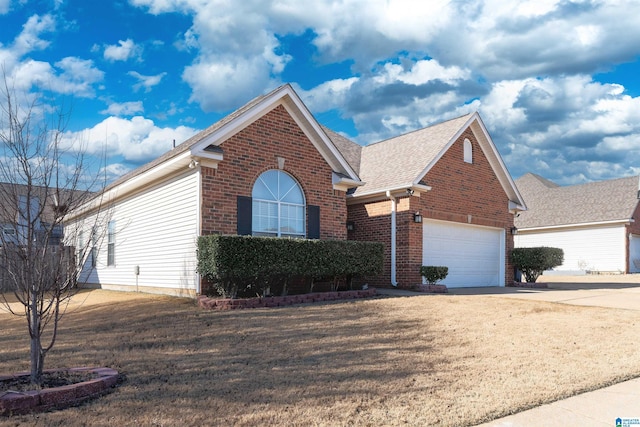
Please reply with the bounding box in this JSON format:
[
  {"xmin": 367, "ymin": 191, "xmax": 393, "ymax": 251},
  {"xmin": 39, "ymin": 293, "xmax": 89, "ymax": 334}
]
[
  {"xmin": 510, "ymin": 226, "xmax": 518, "ymax": 235},
  {"xmin": 346, "ymin": 221, "xmax": 355, "ymax": 231},
  {"xmin": 413, "ymin": 212, "xmax": 423, "ymax": 223}
]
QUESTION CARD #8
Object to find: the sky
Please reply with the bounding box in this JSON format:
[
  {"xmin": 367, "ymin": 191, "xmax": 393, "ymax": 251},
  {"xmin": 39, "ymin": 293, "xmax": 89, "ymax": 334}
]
[{"xmin": 1, "ymin": 0, "xmax": 639, "ymax": 186}]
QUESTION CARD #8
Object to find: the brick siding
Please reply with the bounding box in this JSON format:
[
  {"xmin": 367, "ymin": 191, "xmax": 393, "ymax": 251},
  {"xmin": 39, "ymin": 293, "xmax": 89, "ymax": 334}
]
[
  {"xmin": 348, "ymin": 129, "xmax": 516, "ymax": 287},
  {"xmin": 201, "ymin": 104, "xmax": 347, "ymax": 240}
]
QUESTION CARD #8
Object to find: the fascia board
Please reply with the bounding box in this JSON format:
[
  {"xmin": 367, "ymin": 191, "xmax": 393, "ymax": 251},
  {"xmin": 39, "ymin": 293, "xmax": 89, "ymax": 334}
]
[
  {"xmin": 280, "ymin": 95, "xmax": 360, "ymax": 181},
  {"xmin": 347, "ymin": 183, "xmax": 431, "ymax": 204},
  {"xmin": 518, "ymin": 218, "xmax": 631, "ymax": 232},
  {"xmin": 66, "ymin": 150, "xmax": 192, "ymax": 220},
  {"xmin": 186, "ymin": 85, "xmax": 361, "ymax": 183},
  {"xmin": 469, "ymin": 114, "xmax": 527, "ymax": 210}
]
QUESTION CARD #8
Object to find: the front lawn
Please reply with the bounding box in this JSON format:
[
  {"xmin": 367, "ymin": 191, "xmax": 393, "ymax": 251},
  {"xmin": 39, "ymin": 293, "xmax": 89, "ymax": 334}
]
[{"xmin": 1, "ymin": 290, "xmax": 639, "ymax": 426}]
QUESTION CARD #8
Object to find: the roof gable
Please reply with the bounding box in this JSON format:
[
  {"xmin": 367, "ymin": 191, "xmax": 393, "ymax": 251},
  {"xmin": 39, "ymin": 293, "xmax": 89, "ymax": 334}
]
[
  {"xmin": 351, "ymin": 112, "xmax": 526, "ymax": 210},
  {"xmin": 189, "ymin": 85, "xmax": 360, "ymax": 181},
  {"xmin": 89, "ymin": 84, "xmax": 362, "ymax": 208},
  {"xmin": 515, "ymin": 173, "xmax": 640, "ymax": 229}
]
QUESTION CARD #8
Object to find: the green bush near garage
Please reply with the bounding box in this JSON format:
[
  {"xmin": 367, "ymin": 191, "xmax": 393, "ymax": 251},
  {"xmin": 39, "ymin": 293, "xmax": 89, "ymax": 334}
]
[
  {"xmin": 420, "ymin": 266, "xmax": 449, "ymax": 285},
  {"xmin": 197, "ymin": 235, "xmax": 384, "ymax": 298},
  {"xmin": 511, "ymin": 246, "xmax": 564, "ymax": 283}
]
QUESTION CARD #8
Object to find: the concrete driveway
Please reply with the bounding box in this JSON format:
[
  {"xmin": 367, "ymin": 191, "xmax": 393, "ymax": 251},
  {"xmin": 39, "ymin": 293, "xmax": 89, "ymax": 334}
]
[
  {"xmin": 378, "ymin": 274, "xmax": 640, "ymax": 311},
  {"xmin": 449, "ymin": 283, "xmax": 640, "ymax": 311}
]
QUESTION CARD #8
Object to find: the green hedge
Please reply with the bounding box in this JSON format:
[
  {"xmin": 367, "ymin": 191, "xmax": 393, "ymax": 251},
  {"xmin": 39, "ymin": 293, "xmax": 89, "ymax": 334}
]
[
  {"xmin": 511, "ymin": 247, "xmax": 564, "ymax": 283},
  {"xmin": 197, "ymin": 235, "xmax": 384, "ymax": 298},
  {"xmin": 420, "ymin": 266, "xmax": 448, "ymax": 285}
]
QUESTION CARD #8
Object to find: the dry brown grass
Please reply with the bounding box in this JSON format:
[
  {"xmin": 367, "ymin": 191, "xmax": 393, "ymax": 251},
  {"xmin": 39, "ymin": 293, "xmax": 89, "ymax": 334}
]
[{"xmin": 1, "ymin": 290, "xmax": 640, "ymax": 426}]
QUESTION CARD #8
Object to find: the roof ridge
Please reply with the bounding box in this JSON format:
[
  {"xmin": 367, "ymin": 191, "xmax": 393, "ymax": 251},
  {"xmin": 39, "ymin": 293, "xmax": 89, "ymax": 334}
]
[
  {"xmin": 555, "ymin": 174, "xmax": 639, "ymax": 190},
  {"xmin": 363, "ymin": 112, "xmax": 474, "ymax": 148}
]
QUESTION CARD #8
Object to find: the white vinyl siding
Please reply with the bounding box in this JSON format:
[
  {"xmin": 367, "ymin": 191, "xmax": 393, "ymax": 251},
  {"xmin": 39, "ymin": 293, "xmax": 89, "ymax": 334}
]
[
  {"xmin": 76, "ymin": 170, "xmax": 199, "ymax": 293},
  {"xmin": 423, "ymin": 219, "xmax": 505, "ymax": 287},
  {"xmin": 515, "ymin": 225, "xmax": 626, "ymax": 273}
]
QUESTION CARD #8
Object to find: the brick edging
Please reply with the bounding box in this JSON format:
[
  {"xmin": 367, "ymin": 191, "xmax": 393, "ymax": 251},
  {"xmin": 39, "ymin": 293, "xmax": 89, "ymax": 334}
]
[
  {"xmin": 198, "ymin": 288, "xmax": 378, "ymax": 310},
  {"xmin": 509, "ymin": 282, "xmax": 549, "ymax": 288},
  {"xmin": 412, "ymin": 284, "xmax": 449, "ymax": 293},
  {"xmin": 0, "ymin": 367, "xmax": 119, "ymax": 416}
]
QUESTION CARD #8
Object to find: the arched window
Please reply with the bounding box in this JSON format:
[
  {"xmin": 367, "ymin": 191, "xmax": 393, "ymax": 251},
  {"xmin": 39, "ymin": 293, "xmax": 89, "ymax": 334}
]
[
  {"xmin": 463, "ymin": 138, "xmax": 473, "ymax": 164},
  {"xmin": 252, "ymin": 170, "xmax": 306, "ymax": 237}
]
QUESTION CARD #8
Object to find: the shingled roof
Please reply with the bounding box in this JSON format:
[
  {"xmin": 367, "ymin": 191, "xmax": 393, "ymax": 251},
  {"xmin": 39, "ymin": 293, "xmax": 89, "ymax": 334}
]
[
  {"xmin": 353, "ymin": 113, "xmax": 474, "ymax": 197},
  {"xmin": 87, "ymin": 84, "xmax": 524, "ymax": 211},
  {"xmin": 514, "ymin": 173, "xmax": 640, "ymax": 229}
]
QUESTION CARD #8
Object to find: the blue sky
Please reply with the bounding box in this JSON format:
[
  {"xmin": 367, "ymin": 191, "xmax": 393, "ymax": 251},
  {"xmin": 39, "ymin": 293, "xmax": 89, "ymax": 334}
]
[{"xmin": 1, "ymin": 0, "xmax": 639, "ymax": 186}]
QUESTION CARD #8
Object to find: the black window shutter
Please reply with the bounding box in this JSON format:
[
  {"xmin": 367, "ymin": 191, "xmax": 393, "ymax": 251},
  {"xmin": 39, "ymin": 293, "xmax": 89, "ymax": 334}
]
[
  {"xmin": 307, "ymin": 205, "xmax": 320, "ymax": 239},
  {"xmin": 237, "ymin": 196, "xmax": 252, "ymax": 235}
]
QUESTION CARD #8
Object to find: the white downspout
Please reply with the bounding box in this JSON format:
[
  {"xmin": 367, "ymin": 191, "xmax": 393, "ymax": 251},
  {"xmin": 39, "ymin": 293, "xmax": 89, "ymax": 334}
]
[{"xmin": 386, "ymin": 190, "xmax": 398, "ymax": 287}]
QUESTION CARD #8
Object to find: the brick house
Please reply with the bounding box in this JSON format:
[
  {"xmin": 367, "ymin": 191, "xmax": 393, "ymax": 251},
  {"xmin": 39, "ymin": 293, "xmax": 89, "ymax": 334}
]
[{"xmin": 67, "ymin": 84, "xmax": 525, "ymax": 296}]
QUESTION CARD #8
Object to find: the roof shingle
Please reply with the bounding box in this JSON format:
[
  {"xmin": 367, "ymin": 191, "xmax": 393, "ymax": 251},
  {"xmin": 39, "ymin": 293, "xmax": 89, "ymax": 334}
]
[{"xmin": 515, "ymin": 173, "xmax": 640, "ymax": 228}]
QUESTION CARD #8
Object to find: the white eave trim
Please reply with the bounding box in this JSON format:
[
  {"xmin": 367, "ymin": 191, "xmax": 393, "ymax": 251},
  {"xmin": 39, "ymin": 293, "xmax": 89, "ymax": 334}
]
[
  {"xmin": 509, "ymin": 200, "xmax": 527, "ymax": 213},
  {"xmin": 332, "ymin": 173, "xmax": 364, "ymax": 191},
  {"xmin": 66, "ymin": 150, "xmax": 194, "ymax": 220},
  {"xmin": 518, "ymin": 218, "xmax": 633, "ymax": 232},
  {"xmin": 347, "ymin": 183, "xmax": 432, "ymax": 203},
  {"xmin": 190, "ymin": 148, "xmax": 224, "ymax": 169}
]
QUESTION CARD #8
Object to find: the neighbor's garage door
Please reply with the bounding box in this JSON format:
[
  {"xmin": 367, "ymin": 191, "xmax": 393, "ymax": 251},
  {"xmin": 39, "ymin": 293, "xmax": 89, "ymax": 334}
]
[{"xmin": 423, "ymin": 219, "xmax": 504, "ymax": 287}]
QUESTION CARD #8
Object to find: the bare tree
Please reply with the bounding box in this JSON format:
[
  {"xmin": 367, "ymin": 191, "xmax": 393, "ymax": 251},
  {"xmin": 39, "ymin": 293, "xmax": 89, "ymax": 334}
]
[{"xmin": 0, "ymin": 76, "xmax": 106, "ymax": 385}]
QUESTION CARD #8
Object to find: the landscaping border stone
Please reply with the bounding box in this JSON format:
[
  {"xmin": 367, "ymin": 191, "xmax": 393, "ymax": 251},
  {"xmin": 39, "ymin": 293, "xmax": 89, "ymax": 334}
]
[
  {"xmin": 412, "ymin": 284, "xmax": 449, "ymax": 293},
  {"xmin": 0, "ymin": 367, "xmax": 119, "ymax": 416},
  {"xmin": 198, "ymin": 288, "xmax": 377, "ymax": 310},
  {"xmin": 509, "ymin": 281, "xmax": 549, "ymax": 288}
]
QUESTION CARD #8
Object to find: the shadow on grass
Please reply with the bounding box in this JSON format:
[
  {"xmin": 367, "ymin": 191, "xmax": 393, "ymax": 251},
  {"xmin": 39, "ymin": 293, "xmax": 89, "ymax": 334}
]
[{"xmin": 1, "ymin": 297, "xmax": 448, "ymax": 425}]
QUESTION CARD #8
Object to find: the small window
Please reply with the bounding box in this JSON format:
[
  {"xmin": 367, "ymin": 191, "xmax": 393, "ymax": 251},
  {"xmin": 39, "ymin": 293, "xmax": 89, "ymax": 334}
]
[
  {"xmin": 91, "ymin": 227, "xmax": 97, "ymax": 268},
  {"xmin": 463, "ymin": 138, "xmax": 473, "ymax": 164},
  {"xmin": 77, "ymin": 230, "xmax": 84, "ymax": 263},
  {"xmin": 107, "ymin": 221, "xmax": 115, "ymax": 266}
]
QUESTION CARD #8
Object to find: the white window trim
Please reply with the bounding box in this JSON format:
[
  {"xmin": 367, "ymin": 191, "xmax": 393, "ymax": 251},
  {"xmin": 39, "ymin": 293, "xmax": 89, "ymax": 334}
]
[
  {"xmin": 252, "ymin": 170, "xmax": 306, "ymax": 238},
  {"xmin": 464, "ymin": 138, "xmax": 473, "ymax": 164}
]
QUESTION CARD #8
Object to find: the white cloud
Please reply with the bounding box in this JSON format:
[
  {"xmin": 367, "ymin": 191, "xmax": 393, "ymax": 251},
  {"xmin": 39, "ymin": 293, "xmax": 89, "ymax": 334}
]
[
  {"xmin": 374, "ymin": 59, "xmax": 470, "ymax": 86},
  {"xmin": 103, "ymin": 39, "xmax": 142, "ymax": 62},
  {"xmin": 60, "ymin": 116, "xmax": 198, "ymax": 163},
  {"xmin": 182, "ymin": 56, "xmax": 276, "ymax": 111},
  {"xmin": 100, "ymin": 163, "xmax": 132, "ymax": 182},
  {"xmin": 0, "ymin": 0, "xmax": 10, "ymax": 14},
  {"xmin": 296, "ymin": 78, "xmax": 358, "ymax": 113},
  {"xmin": 100, "ymin": 101, "xmax": 144, "ymax": 116},
  {"xmin": 12, "ymin": 14, "xmax": 55, "ymax": 56},
  {"xmin": 127, "ymin": 71, "xmax": 166, "ymax": 92}
]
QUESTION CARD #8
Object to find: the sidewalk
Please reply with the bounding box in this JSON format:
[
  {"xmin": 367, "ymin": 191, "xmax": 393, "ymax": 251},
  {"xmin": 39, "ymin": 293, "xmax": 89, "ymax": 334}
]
[{"xmin": 474, "ymin": 377, "xmax": 640, "ymax": 426}]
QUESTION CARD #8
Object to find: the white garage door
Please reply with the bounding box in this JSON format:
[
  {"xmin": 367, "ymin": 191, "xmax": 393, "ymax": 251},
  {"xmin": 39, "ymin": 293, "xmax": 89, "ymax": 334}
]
[{"xmin": 423, "ymin": 219, "xmax": 505, "ymax": 287}]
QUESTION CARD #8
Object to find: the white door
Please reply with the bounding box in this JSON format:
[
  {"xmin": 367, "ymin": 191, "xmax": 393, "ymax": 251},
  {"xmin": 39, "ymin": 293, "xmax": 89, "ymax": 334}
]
[{"xmin": 423, "ymin": 219, "xmax": 505, "ymax": 287}]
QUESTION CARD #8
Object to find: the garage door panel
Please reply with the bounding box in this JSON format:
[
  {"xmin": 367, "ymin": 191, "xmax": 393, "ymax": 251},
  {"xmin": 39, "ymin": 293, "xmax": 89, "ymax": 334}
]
[{"xmin": 423, "ymin": 220, "xmax": 503, "ymax": 287}]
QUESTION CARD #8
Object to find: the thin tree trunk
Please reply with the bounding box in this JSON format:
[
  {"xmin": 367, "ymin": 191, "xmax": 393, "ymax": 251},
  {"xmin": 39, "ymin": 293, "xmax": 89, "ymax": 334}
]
[{"xmin": 30, "ymin": 290, "xmax": 43, "ymax": 385}]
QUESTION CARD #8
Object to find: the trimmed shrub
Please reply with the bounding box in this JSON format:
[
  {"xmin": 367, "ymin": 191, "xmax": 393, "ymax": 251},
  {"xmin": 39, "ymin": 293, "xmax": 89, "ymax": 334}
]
[
  {"xmin": 511, "ymin": 247, "xmax": 564, "ymax": 283},
  {"xmin": 197, "ymin": 235, "xmax": 384, "ymax": 298},
  {"xmin": 420, "ymin": 266, "xmax": 449, "ymax": 285}
]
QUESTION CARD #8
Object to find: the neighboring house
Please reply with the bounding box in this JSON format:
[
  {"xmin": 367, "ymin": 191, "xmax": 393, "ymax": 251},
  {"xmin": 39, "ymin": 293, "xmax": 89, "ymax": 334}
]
[
  {"xmin": 514, "ymin": 173, "xmax": 640, "ymax": 274},
  {"xmin": 67, "ymin": 84, "xmax": 525, "ymax": 296},
  {"xmin": 0, "ymin": 183, "xmax": 66, "ymax": 247}
]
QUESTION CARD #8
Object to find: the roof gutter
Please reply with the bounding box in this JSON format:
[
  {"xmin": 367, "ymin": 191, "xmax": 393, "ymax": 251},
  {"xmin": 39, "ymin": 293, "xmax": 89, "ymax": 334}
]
[{"xmin": 348, "ymin": 183, "xmax": 432, "ymax": 204}]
